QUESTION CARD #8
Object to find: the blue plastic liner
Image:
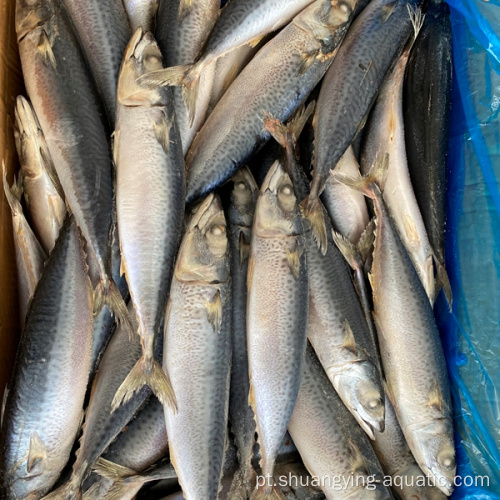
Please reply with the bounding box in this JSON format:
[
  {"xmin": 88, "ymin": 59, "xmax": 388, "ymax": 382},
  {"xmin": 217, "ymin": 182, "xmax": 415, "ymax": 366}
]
[{"xmin": 437, "ymin": 1, "xmax": 500, "ymax": 498}]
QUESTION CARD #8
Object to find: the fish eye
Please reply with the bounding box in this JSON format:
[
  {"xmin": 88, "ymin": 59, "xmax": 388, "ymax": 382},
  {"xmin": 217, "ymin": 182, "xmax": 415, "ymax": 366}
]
[
  {"xmin": 209, "ymin": 225, "xmax": 226, "ymax": 236},
  {"xmin": 367, "ymin": 398, "xmax": 381, "ymax": 410},
  {"xmin": 438, "ymin": 453, "xmax": 455, "ymax": 470},
  {"xmin": 235, "ymin": 180, "xmax": 247, "ymax": 191},
  {"xmin": 337, "ymin": 1, "xmax": 351, "ymax": 14},
  {"xmin": 143, "ymin": 51, "xmax": 163, "ymax": 71},
  {"xmin": 279, "ymin": 184, "xmax": 293, "ymax": 196}
]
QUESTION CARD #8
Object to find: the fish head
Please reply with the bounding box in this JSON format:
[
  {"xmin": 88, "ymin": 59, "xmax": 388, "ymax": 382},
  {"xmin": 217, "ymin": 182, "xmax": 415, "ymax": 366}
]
[
  {"xmin": 117, "ymin": 28, "xmax": 167, "ymax": 106},
  {"xmin": 229, "ymin": 167, "xmax": 258, "ymax": 229},
  {"xmin": 407, "ymin": 419, "xmax": 456, "ymax": 496},
  {"xmin": 330, "ymin": 360, "xmax": 384, "ymax": 439},
  {"xmin": 294, "ymin": 0, "xmax": 356, "ymax": 50},
  {"xmin": 176, "ymin": 194, "xmax": 230, "ymax": 284},
  {"xmin": 16, "ymin": 0, "xmax": 54, "ymax": 41},
  {"xmin": 254, "ymin": 160, "xmax": 302, "ymax": 238}
]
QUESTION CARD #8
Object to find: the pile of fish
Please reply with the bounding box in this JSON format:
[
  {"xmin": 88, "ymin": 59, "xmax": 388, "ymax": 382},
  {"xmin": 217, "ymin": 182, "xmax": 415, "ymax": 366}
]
[{"xmin": 0, "ymin": 0, "xmax": 456, "ymax": 499}]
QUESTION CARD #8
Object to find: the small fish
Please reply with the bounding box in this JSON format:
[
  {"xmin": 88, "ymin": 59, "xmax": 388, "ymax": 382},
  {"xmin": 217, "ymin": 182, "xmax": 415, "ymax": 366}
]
[
  {"xmin": 305, "ymin": 0, "xmax": 420, "ymax": 244},
  {"xmin": 173, "ymin": 0, "xmax": 357, "ymax": 205},
  {"xmin": 156, "ymin": 0, "xmax": 220, "ymax": 153},
  {"xmin": 124, "ymin": 0, "xmax": 159, "ymax": 31},
  {"xmin": 288, "ymin": 344, "xmax": 392, "ymax": 500},
  {"xmin": 247, "ymin": 160, "xmax": 308, "ymax": 499},
  {"xmin": 0, "ymin": 216, "xmax": 93, "ymax": 500},
  {"xmin": 164, "ymin": 194, "xmax": 232, "ymax": 500},
  {"xmin": 373, "ymin": 396, "xmax": 447, "ymax": 500},
  {"xmin": 113, "ymin": 29, "xmax": 185, "ymax": 410},
  {"xmin": 333, "ymin": 155, "xmax": 456, "ymax": 496},
  {"xmin": 142, "ymin": 0, "xmax": 316, "ymax": 118},
  {"xmin": 2, "ymin": 165, "xmax": 46, "ymax": 327},
  {"xmin": 14, "ymin": 96, "xmax": 66, "ymax": 254},
  {"xmin": 16, "ymin": 0, "xmax": 131, "ymax": 334},
  {"xmin": 227, "ymin": 168, "xmax": 259, "ymax": 499},
  {"xmin": 61, "ymin": 0, "xmax": 132, "ymax": 124},
  {"xmin": 404, "ymin": 0, "xmax": 453, "ymax": 306}
]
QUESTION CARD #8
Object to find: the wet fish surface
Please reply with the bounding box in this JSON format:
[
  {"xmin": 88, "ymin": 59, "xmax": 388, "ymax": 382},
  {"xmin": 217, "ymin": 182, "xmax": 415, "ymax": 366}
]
[{"xmin": 0, "ymin": 217, "xmax": 93, "ymax": 500}]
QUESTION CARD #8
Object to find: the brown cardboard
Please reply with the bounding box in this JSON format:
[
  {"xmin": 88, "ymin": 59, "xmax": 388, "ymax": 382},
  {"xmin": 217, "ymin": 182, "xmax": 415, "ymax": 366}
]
[{"xmin": 0, "ymin": 0, "xmax": 23, "ymax": 403}]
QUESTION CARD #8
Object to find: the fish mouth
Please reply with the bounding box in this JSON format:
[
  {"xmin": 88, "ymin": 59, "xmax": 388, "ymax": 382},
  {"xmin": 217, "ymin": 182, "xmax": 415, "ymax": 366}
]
[
  {"xmin": 261, "ymin": 160, "xmax": 285, "ymax": 194},
  {"xmin": 188, "ymin": 193, "xmax": 222, "ymax": 231},
  {"xmin": 354, "ymin": 415, "xmax": 375, "ymax": 440}
]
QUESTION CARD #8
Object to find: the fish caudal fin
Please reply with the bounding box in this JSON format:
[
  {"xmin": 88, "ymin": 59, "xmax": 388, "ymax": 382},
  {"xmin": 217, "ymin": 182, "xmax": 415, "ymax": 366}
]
[
  {"xmin": 250, "ymin": 482, "xmax": 286, "ymax": 500},
  {"xmin": 93, "ymin": 278, "xmax": 133, "ymax": 339},
  {"xmin": 138, "ymin": 63, "xmax": 202, "ymax": 124},
  {"xmin": 111, "ymin": 356, "xmax": 177, "ymax": 412},
  {"xmin": 332, "ymin": 153, "xmax": 389, "ymax": 200},
  {"xmin": 300, "ymin": 196, "xmax": 328, "ymax": 255}
]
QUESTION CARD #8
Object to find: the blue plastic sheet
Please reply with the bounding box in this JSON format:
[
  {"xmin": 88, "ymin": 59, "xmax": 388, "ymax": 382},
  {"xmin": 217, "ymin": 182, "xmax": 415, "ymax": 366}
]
[{"xmin": 437, "ymin": 1, "xmax": 500, "ymax": 498}]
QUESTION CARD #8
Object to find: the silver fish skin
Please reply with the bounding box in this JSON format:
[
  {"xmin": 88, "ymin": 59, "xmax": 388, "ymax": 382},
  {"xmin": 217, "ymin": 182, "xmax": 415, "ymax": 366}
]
[
  {"xmin": 373, "ymin": 397, "xmax": 447, "ymax": 500},
  {"xmin": 334, "ymin": 161, "xmax": 456, "ymax": 495},
  {"xmin": 44, "ymin": 302, "xmax": 151, "ymax": 500},
  {"xmin": 0, "ymin": 216, "xmax": 93, "ymax": 500},
  {"xmin": 114, "ymin": 29, "xmax": 185, "ymax": 410},
  {"xmin": 322, "ymin": 146, "xmax": 369, "ymax": 244},
  {"xmin": 182, "ymin": 0, "xmax": 357, "ymax": 204},
  {"xmin": 14, "ymin": 96, "xmax": 66, "ymax": 254},
  {"xmin": 288, "ymin": 344, "xmax": 392, "ymax": 500},
  {"xmin": 227, "ymin": 168, "xmax": 259, "ymax": 498},
  {"xmin": 2, "ymin": 169, "xmax": 46, "ymax": 327},
  {"xmin": 124, "ymin": 0, "xmax": 158, "ymax": 31},
  {"xmin": 61, "ymin": 0, "xmax": 132, "ymax": 124},
  {"xmin": 264, "ymin": 115, "xmax": 384, "ymax": 439},
  {"xmin": 164, "ymin": 193, "xmax": 232, "ymax": 500},
  {"xmin": 83, "ymin": 397, "xmax": 168, "ymax": 500},
  {"xmin": 156, "ymin": 0, "xmax": 219, "ymax": 153},
  {"xmin": 305, "ymin": 0, "xmax": 418, "ymax": 228},
  {"xmin": 142, "ymin": 0, "xmax": 316, "ymax": 120},
  {"xmin": 16, "ymin": 0, "xmax": 128, "ymax": 326},
  {"xmin": 247, "ymin": 160, "xmax": 308, "ymax": 498},
  {"xmin": 361, "ymin": 30, "xmax": 435, "ymax": 302}
]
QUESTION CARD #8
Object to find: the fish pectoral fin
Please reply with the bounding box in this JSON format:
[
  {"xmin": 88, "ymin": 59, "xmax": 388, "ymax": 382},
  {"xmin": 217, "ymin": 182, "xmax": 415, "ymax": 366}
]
[
  {"xmin": 285, "ymin": 242, "xmax": 301, "ymax": 280},
  {"xmin": 153, "ymin": 111, "xmax": 173, "ymax": 155},
  {"xmin": 347, "ymin": 438, "xmax": 369, "ymax": 475},
  {"xmin": 27, "ymin": 431, "xmax": 47, "ymax": 473},
  {"xmin": 206, "ymin": 290, "xmax": 223, "ymax": 333},
  {"xmin": 239, "ymin": 230, "xmax": 250, "ymax": 267},
  {"xmin": 178, "ymin": 0, "xmax": 195, "ymax": 21},
  {"xmin": 298, "ymin": 49, "xmax": 320, "ymax": 76},
  {"xmin": 37, "ymin": 30, "xmax": 57, "ymax": 70},
  {"xmin": 428, "ymin": 379, "xmax": 444, "ymax": 413},
  {"xmin": 341, "ymin": 320, "xmax": 357, "ymax": 355}
]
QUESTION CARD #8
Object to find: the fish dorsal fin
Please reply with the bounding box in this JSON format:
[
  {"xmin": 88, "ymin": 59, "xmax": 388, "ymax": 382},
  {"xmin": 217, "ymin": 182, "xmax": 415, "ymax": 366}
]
[
  {"xmin": 428, "ymin": 379, "xmax": 444, "ymax": 413},
  {"xmin": 239, "ymin": 230, "xmax": 250, "ymax": 268},
  {"xmin": 27, "ymin": 431, "xmax": 47, "ymax": 472},
  {"xmin": 285, "ymin": 241, "xmax": 301, "ymax": 280},
  {"xmin": 206, "ymin": 289, "xmax": 222, "ymax": 333},
  {"xmin": 341, "ymin": 320, "xmax": 357, "ymax": 354}
]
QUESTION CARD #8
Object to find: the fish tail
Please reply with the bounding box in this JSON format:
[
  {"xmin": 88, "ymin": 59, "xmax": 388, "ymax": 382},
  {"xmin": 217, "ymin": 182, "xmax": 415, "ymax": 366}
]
[
  {"xmin": 90, "ymin": 457, "xmax": 141, "ymax": 500},
  {"xmin": 300, "ymin": 196, "xmax": 328, "ymax": 255},
  {"xmin": 434, "ymin": 256, "xmax": 453, "ymax": 310},
  {"xmin": 111, "ymin": 355, "xmax": 177, "ymax": 412},
  {"xmin": 93, "ymin": 277, "xmax": 134, "ymax": 339},
  {"xmin": 178, "ymin": 0, "xmax": 195, "ymax": 21},
  {"xmin": 332, "ymin": 152, "xmax": 389, "ymax": 201},
  {"xmin": 250, "ymin": 483, "xmax": 285, "ymax": 500},
  {"xmin": 138, "ymin": 63, "xmax": 202, "ymax": 124},
  {"xmin": 41, "ymin": 480, "xmax": 82, "ymax": 500}
]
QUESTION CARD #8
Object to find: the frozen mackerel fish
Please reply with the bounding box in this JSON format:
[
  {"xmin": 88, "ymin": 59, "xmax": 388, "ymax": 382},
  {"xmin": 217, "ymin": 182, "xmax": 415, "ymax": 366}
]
[
  {"xmin": 113, "ymin": 29, "xmax": 185, "ymax": 411},
  {"xmin": 247, "ymin": 160, "xmax": 308, "ymax": 499},
  {"xmin": 163, "ymin": 194, "xmax": 232, "ymax": 500}
]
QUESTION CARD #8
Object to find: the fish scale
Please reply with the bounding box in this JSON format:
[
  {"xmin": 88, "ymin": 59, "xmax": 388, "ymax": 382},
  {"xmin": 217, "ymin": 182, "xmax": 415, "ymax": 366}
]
[{"xmin": 0, "ymin": 217, "xmax": 93, "ymax": 500}]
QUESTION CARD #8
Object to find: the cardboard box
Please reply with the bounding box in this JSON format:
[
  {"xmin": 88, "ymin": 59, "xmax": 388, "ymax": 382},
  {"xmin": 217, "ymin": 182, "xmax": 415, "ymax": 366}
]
[{"xmin": 0, "ymin": 0, "xmax": 23, "ymax": 403}]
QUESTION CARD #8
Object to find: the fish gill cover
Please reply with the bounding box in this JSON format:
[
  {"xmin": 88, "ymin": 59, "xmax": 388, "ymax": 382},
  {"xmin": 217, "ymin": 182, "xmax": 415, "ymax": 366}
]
[{"xmin": 439, "ymin": 1, "xmax": 500, "ymax": 498}]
